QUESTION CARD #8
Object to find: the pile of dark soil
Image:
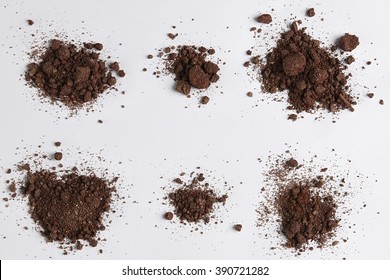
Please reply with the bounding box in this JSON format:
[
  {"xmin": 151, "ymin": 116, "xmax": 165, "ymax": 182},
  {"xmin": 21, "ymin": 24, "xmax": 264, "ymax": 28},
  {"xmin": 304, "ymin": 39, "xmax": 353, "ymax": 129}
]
[
  {"xmin": 160, "ymin": 45, "xmax": 220, "ymax": 104},
  {"xmin": 25, "ymin": 39, "xmax": 125, "ymax": 108},
  {"xmin": 167, "ymin": 172, "xmax": 228, "ymax": 223},
  {"xmin": 23, "ymin": 169, "xmax": 115, "ymax": 249},
  {"xmin": 245, "ymin": 20, "xmax": 359, "ymax": 120},
  {"xmin": 276, "ymin": 177, "xmax": 339, "ymax": 249},
  {"xmin": 260, "ymin": 22, "xmax": 356, "ymax": 116},
  {"xmin": 258, "ymin": 156, "xmax": 343, "ymax": 251}
]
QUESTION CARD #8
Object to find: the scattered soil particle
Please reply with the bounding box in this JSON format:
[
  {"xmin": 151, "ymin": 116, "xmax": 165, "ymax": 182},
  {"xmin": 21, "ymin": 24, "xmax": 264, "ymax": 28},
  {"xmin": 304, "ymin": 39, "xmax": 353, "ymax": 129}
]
[
  {"xmin": 367, "ymin": 93, "xmax": 374, "ymax": 98},
  {"xmin": 234, "ymin": 224, "xmax": 243, "ymax": 232},
  {"xmin": 200, "ymin": 96, "xmax": 210, "ymax": 104},
  {"xmin": 167, "ymin": 172, "xmax": 228, "ymax": 224},
  {"xmin": 164, "ymin": 212, "xmax": 174, "ymax": 220},
  {"xmin": 147, "ymin": 54, "xmax": 153, "ymax": 59},
  {"xmin": 168, "ymin": 33, "xmax": 178, "ymax": 40},
  {"xmin": 306, "ymin": 8, "xmax": 315, "ymax": 17},
  {"xmin": 23, "ymin": 169, "xmax": 115, "ymax": 248},
  {"xmin": 27, "ymin": 19, "xmax": 34, "ymax": 26},
  {"xmin": 346, "ymin": 55, "xmax": 355, "ymax": 65},
  {"xmin": 54, "ymin": 142, "xmax": 61, "ymax": 147},
  {"xmin": 6, "ymin": 169, "xmax": 12, "ymax": 174},
  {"xmin": 8, "ymin": 183, "xmax": 16, "ymax": 193},
  {"xmin": 256, "ymin": 14, "xmax": 272, "ymax": 24},
  {"xmin": 117, "ymin": 70, "xmax": 126, "ymax": 77},
  {"xmin": 173, "ymin": 178, "xmax": 183, "ymax": 184},
  {"xmin": 76, "ymin": 241, "xmax": 83, "ymax": 250},
  {"xmin": 247, "ymin": 91, "xmax": 253, "ymax": 97},
  {"xmin": 379, "ymin": 99, "xmax": 384, "ymax": 105},
  {"xmin": 261, "ymin": 22, "xmax": 355, "ymax": 115},
  {"xmin": 18, "ymin": 163, "xmax": 31, "ymax": 171},
  {"xmin": 54, "ymin": 152, "xmax": 63, "ymax": 161},
  {"xmin": 287, "ymin": 114, "xmax": 298, "ymax": 121},
  {"xmin": 285, "ymin": 158, "xmax": 299, "ymax": 168},
  {"xmin": 338, "ymin": 34, "xmax": 360, "ymax": 52},
  {"xmin": 25, "ymin": 39, "xmax": 124, "ymax": 108}
]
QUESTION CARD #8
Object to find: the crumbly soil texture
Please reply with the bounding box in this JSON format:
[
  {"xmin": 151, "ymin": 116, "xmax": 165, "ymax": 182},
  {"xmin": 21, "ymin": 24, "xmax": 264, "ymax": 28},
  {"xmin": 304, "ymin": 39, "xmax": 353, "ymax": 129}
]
[
  {"xmin": 247, "ymin": 20, "xmax": 359, "ymax": 119},
  {"xmin": 155, "ymin": 45, "xmax": 220, "ymax": 104},
  {"xmin": 258, "ymin": 155, "xmax": 350, "ymax": 252},
  {"xmin": 3, "ymin": 147, "xmax": 120, "ymax": 254},
  {"xmin": 25, "ymin": 39, "xmax": 125, "ymax": 109},
  {"xmin": 166, "ymin": 171, "xmax": 228, "ymax": 224}
]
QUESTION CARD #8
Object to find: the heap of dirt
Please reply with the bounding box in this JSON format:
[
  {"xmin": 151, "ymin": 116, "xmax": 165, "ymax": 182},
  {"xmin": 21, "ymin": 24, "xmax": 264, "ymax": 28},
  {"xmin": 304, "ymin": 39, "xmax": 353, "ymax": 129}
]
[
  {"xmin": 3, "ymin": 144, "xmax": 120, "ymax": 254},
  {"xmin": 259, "ymin": 22, "xmax": 357, "ymax": 117},
  {"xmin": 258, "ymin": 156, "xmax": 345, "ymax": 252},
  {"xmin": 166, "ymin": 172, "xmax": 228, "ymax": 224},
  {"xmin": 276, "ymin": 177, "xmax": 338, "ymax": 249},
  {"xmin": 25, "ymin": 39, "xmax": 125, "ymax": 108},
  {"xmin": 159, "ymin": 45, "xmax": 220, "ymax": 104},
  {"xmin": 23, "ymin": 169, "xmax": 115, "ymax": 248}
]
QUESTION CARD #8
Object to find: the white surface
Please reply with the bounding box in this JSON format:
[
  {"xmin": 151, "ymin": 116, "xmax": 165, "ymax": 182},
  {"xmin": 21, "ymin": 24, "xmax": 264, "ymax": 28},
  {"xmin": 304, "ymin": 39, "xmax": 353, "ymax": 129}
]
[{"xmin": 0, "ymin": 0, "xmax": 389, "ymax": 259}]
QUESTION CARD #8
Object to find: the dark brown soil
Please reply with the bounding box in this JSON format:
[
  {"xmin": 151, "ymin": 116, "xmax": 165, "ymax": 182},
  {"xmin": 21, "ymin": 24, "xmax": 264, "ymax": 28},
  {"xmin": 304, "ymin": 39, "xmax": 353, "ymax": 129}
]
[
  {"xmin": 261, "ymin": 22, "xmax": 356, "ymax": 115},
  {"xmin": 306, "ymin": 8, "xmax": 315, "ymax": 17},
  {"xmin": 256, "ymin": 14, "xmax": 272, "ymax": 24},
  {"xmin": 164, "ymin": 212, "xmax": 174, "ymax": 220},
  {"xmin": 258, "ymin": 156, "xmax": 343, "ymax": 252},
  {"xmin": 338, "ymin": 34, "xmax": 360, "ymax": 52},
  {"xmin": 167, "ymin": 173, "xmax": 227, "ymax": 224},
  {"xmin": 346, "ymin": 55, "xmax": 355, "ymax": 65},
  {"xmin": 277, "ymin": 178, "xmax": 339, "ymax": 249},
  {"xmin": 23, "ymin": 169, "xmax": 115, "ymax": 248},
  {"xmin": 234, "ymin": 224, "xmax": 243, "ymax": 232},
  {"xmin": 54, "ymin": 152, "xmax": 62, "ymax": 161},
  {"xmin": 25, "ymin": 39, "xmax": 125, "ymax": 108},
  {"xmin": 162, "ymin": 45, "xmax": 220, "ymax": 104}
]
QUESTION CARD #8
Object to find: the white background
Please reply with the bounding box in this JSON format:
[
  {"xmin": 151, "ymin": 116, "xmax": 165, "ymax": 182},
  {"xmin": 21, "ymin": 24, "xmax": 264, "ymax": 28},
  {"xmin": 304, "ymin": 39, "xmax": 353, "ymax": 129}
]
[{"xmin": 0, "ymin": 0, "xmax": 389, "ymax": 260}]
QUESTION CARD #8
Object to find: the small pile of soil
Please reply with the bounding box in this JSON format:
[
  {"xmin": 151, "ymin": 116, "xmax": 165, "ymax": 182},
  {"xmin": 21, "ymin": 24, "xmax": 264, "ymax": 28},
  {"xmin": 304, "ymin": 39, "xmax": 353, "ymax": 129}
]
[
  {"xmin": 163, "ymin": 45, "xmax": 220, "ymax": 103},
  {"xmin": 258, "ymin": 156, "xmax": 344, "ymax": 252},
  {"xmin": 23, "ymin": 169, "xmax": 115, "ymax": 248},
  {"xmin": 277, "ymin": 178, "xmax": 338, "ymax": 249},
  {"xmin": 25, "ymin": 39, "xmax": 125, "ymax": 108},
  {"xmin": 167, "ymin": 173, "xmax": 228, "ymax": 223},
  {"xmin": 260, "ymin": 22, "xmax": 356, "ymax": 115}
]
